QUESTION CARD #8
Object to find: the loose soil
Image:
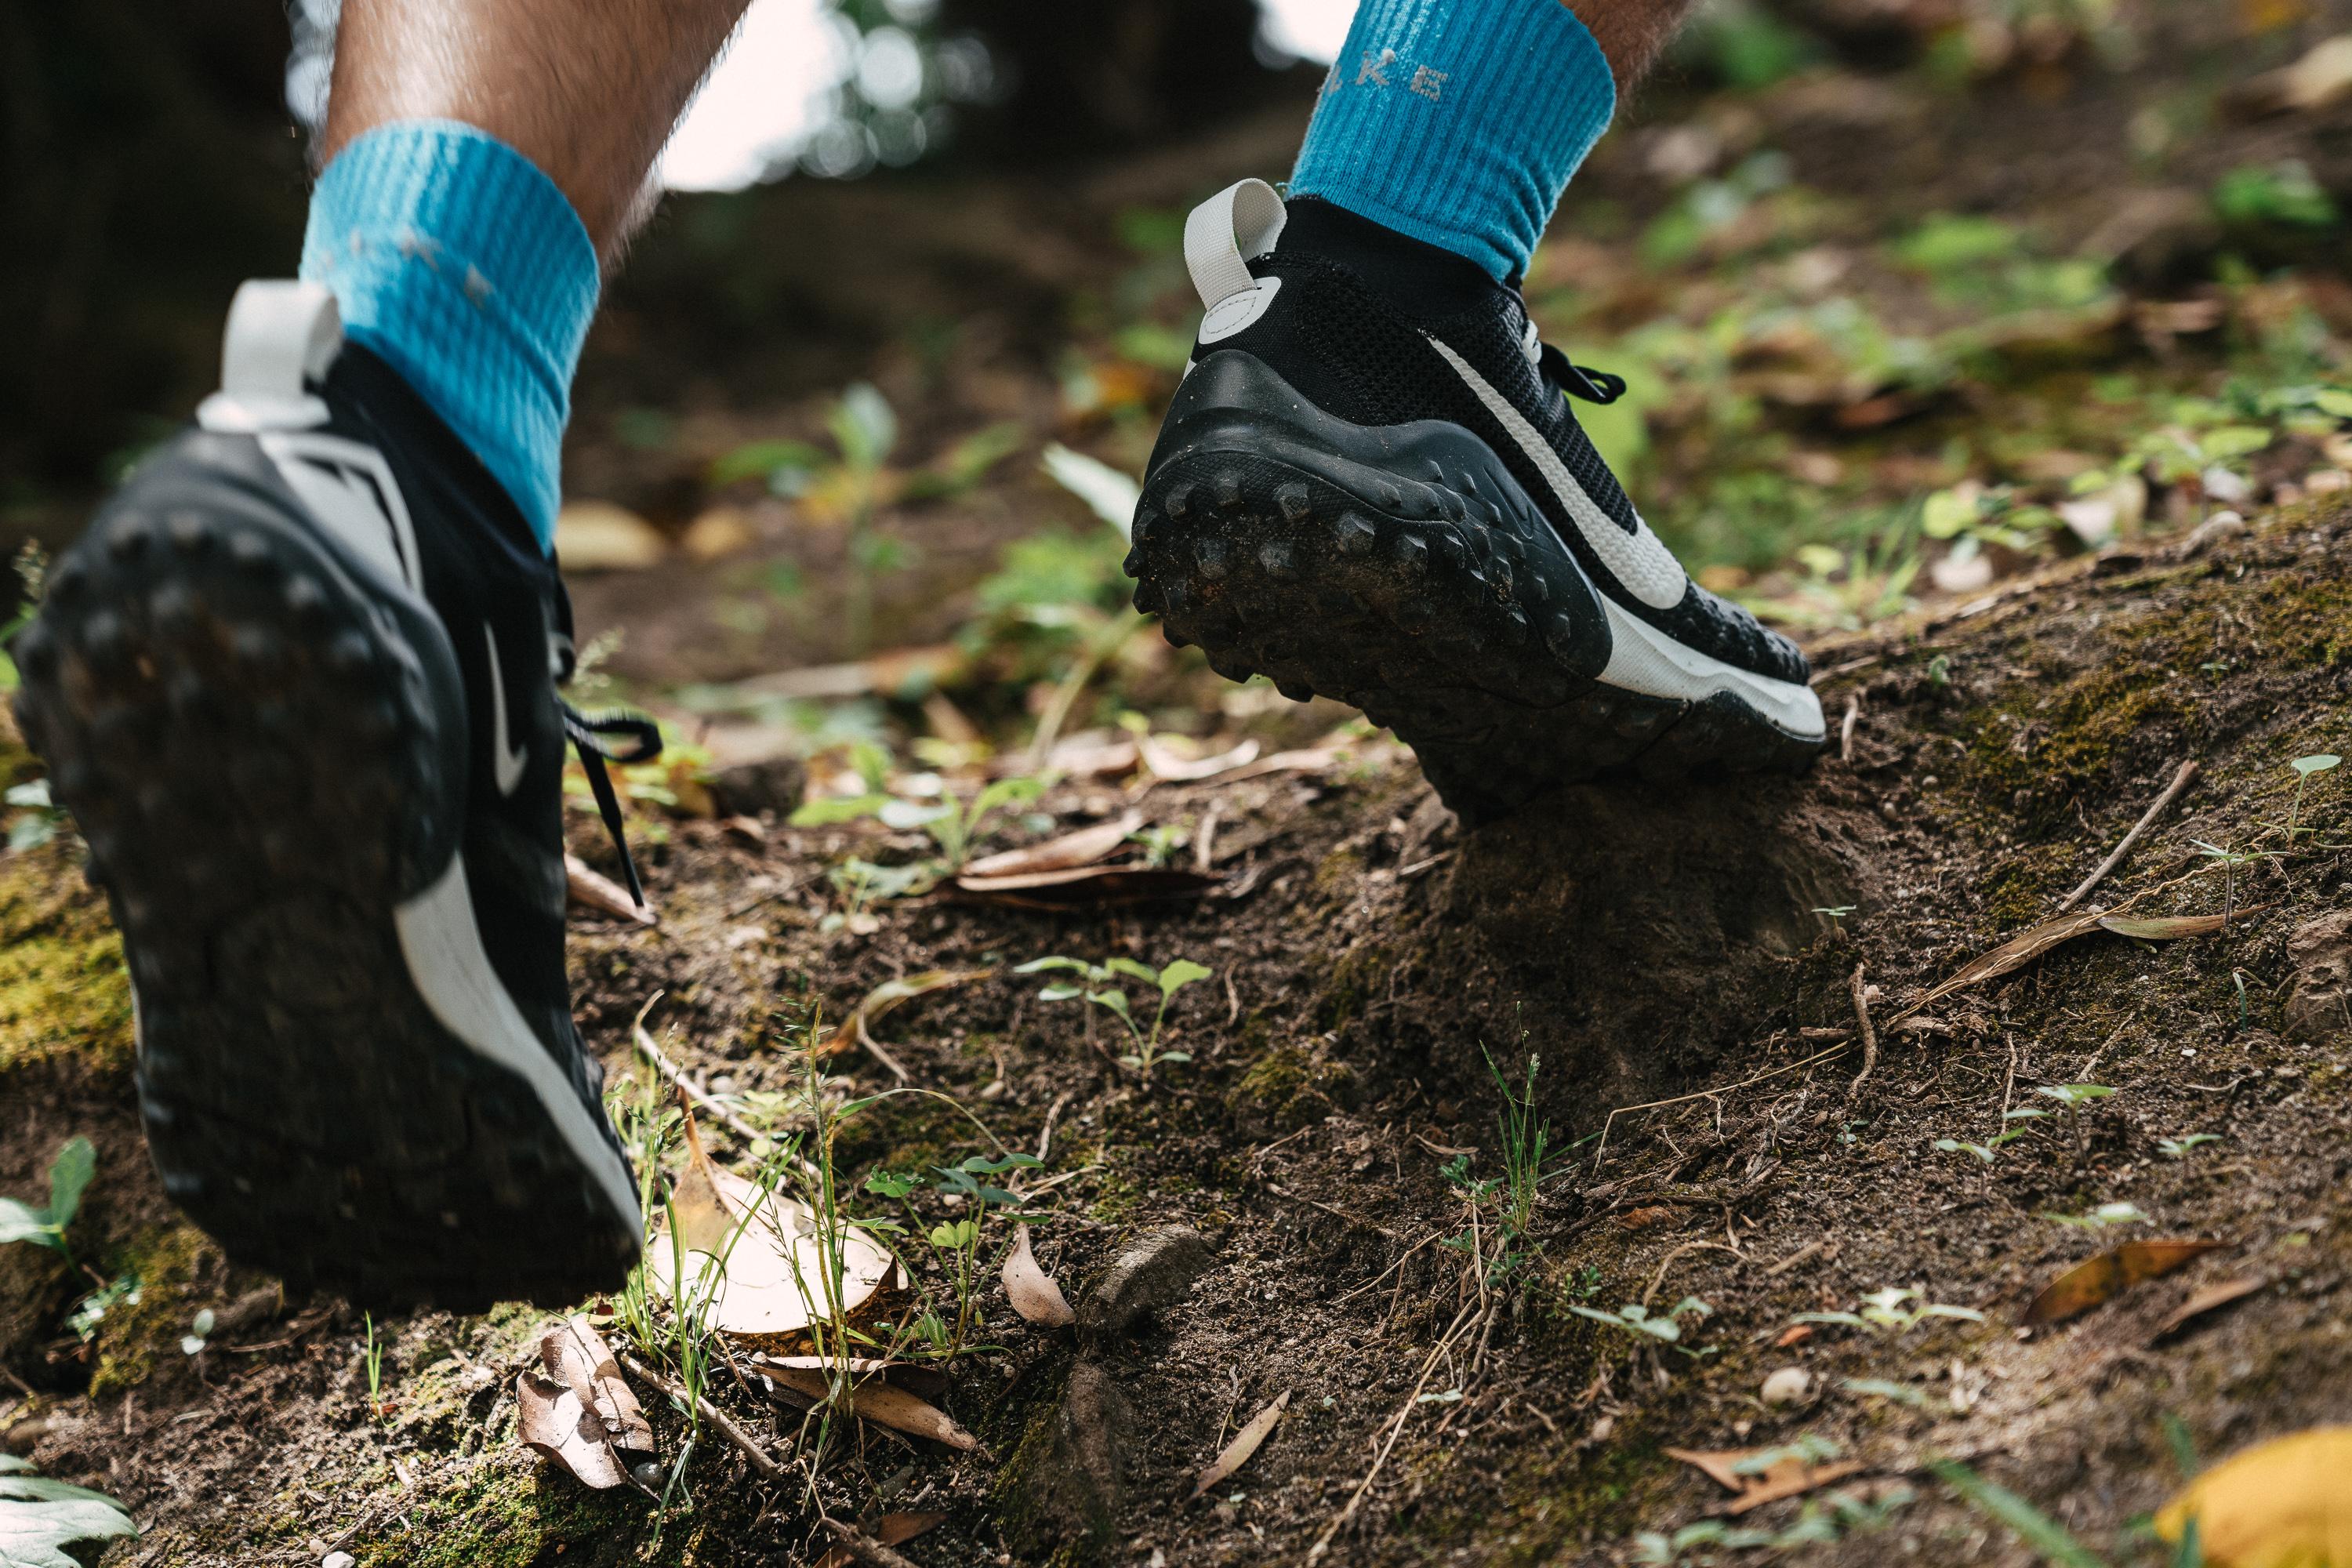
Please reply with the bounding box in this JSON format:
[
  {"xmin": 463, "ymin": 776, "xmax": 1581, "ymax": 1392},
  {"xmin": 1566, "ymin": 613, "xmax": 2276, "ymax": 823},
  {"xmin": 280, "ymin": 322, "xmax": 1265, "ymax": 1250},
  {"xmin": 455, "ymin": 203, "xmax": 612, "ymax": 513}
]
[{"xmin": 5, "ymin": 502, "xmax": 2351, "ymax": 1566}]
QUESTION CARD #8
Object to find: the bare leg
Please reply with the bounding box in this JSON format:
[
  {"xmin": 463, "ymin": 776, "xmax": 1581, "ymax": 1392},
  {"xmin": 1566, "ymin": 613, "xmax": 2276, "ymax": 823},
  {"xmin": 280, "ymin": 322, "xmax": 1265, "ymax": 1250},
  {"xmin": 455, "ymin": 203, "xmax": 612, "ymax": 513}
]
[
  {"xmin": 318, "ymin": 0, "xmax": 751, "ymax": 257},
  {"xmin": 1563, "ymin": 0, "xmax": 1702, "ymax": 95}
]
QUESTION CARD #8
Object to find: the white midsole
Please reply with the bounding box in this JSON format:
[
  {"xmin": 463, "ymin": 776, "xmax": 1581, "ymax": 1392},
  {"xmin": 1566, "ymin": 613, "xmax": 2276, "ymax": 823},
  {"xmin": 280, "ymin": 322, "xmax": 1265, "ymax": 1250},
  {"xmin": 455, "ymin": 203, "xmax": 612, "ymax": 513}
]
[
  {"xmin": 1599, "ymin": 598, "xmax": 1827, "ymax": 741},
  {"xmin": 394, "ymin": 855, "xmax": 642, "ymax": 1232}
]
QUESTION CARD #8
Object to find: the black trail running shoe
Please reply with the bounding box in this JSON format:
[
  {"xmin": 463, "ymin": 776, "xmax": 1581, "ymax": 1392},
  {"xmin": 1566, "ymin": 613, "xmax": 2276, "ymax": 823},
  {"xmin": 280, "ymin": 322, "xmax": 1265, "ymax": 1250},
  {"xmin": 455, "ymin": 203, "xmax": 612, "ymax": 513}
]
[
  {"xmin": 1126, "ymin": 183, "xmax": 1826, "ymax": 819},
  {"xmin": 10, "ymin": 282, "xmax": 652, "ymax": 1309}
]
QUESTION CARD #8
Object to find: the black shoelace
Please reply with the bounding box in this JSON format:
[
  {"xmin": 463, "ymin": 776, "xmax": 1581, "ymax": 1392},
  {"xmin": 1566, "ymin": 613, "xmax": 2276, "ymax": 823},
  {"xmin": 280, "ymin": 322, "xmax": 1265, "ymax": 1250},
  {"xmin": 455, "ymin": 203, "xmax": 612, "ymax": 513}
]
[
  {"xmin": 1519, "ymin": 318, "xmax": 1627, "ymax": 406},
  {"xmin": 561, "ymin": 702, "xmax": 663, "ymax": 906}
]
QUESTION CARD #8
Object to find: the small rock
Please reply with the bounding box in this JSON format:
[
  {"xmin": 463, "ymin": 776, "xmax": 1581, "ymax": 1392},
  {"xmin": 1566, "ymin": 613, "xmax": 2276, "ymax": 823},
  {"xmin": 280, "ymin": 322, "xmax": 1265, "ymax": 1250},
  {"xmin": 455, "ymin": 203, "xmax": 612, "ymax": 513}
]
[
  {"xmin": 2, "ymin": 1418, "xmax": 49, "ymax": 1456},
  {"xmin": 323, "ymin": 1552, "xmax": 357, "ymax": 1568},
  {"xmin": 1080, "ymin": 1226, "xmax": 1212, "ymax": 1339},
  {"xmin": 630, "ymin": 1459, "xmax": 664, "ymax": 1490},
  {"xmin": 2284, "ymin": 911, "xmax": 2352, "ymax": 1041},
  {"xmin": 1760, "ymin": 1367, "xmax": 1813, "ymax": 1407},
  {"xmin": 707, "ymin": 756, "xmax": 807, "ymax": 820},
  {"xmin": 553, "ymin": 500, "xmax": 667, "ymax": 572}
]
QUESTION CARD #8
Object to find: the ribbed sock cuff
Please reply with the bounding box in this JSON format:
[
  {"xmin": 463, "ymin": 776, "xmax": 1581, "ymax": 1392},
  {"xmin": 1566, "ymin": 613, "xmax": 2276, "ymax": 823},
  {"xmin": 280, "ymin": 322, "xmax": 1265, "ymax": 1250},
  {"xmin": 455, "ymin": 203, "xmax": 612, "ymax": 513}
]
[
  {"xmin": 299, "ymin": 121, "xmax": 599, "ymax": 546},
  {"xmin": 1288, "ymin": 0, "xmax": 1616, "ymax": 283}
]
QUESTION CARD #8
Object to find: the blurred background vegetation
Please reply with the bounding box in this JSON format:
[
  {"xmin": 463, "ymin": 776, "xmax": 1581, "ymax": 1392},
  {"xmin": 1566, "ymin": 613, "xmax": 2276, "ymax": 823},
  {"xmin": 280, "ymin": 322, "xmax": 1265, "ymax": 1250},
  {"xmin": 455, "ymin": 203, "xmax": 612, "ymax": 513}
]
[{"xmin": 8, "ymin": 0, "xmax": 2352, "ymax": 742}]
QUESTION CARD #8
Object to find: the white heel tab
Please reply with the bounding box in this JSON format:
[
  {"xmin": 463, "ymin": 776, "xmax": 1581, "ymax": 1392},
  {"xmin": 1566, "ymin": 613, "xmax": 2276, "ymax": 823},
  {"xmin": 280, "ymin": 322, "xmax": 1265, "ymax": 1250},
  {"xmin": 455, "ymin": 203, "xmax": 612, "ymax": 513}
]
[
  {"xmin": 1185, "ymin": 179, "xmax": 1287, "ymax": 344},
  {"xmin": 197, "ymin": 281, "xmax": 341, "ymax": 433}
]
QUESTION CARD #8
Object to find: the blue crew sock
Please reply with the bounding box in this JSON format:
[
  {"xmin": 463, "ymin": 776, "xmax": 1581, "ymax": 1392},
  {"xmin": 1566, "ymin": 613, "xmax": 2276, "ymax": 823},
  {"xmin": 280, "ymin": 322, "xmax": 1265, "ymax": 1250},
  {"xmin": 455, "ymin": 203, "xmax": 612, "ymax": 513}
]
[
  {"xmin": 299, "ymin": 121, "xmax": 600, "ymax": 548},
  {"xmin": 1289, "ymin": 0, "xmax": 1617, "ymax": 284}
]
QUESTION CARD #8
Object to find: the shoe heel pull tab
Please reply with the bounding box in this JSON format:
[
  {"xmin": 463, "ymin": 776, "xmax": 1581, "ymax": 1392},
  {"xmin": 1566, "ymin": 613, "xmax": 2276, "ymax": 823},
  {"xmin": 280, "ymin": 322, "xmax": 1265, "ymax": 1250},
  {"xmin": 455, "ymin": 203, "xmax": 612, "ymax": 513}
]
[
  {"xmin": 1185, "ymin": 179, "xmax": 1287, "ymax": 345},
  {"xmin": 197, "ymin": 281, "xmax": 343, "ymax": 434}
]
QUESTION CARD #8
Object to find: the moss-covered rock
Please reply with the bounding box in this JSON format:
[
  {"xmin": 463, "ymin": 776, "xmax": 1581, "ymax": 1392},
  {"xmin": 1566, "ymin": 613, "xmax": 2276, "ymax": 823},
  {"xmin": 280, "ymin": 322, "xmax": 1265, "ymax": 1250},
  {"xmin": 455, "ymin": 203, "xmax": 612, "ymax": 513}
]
[
  {"xmin": 88, "ymin": 1224, "xmax": 216, "ymax": 1398},
  {"xmin": 0, "ymin": 839, "xmax": 132, "ymax": 1082},
  {"xmin": 1225, "ymin": 1043, "xmax": 1359, "ymax": 1138}
]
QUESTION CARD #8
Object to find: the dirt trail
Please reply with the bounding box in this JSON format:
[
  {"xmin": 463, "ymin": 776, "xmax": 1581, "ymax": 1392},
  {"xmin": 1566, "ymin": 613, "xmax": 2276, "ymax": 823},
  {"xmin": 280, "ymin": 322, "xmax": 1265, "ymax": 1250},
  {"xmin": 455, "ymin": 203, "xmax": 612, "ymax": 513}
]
[{"xmin": 2, "ymin": 499, "xmax": 2348, "ymax": 1566}]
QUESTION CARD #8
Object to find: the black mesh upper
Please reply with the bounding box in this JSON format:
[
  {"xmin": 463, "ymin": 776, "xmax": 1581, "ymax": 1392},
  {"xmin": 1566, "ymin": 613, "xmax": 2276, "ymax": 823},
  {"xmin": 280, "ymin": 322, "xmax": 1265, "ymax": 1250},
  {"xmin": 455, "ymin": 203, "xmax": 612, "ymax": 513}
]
[{"xmin": 1199, "ymin": 214, "xmax": 1810, "ymax": 688}]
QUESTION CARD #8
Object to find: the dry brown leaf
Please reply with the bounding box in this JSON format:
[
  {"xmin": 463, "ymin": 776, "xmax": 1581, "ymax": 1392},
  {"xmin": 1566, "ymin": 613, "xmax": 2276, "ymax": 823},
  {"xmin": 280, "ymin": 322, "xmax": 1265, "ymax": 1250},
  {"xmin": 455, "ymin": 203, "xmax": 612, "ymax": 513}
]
[
  {"xmin": 812, "ymin": 1512, "xmax": 948, "ymax": 1568},
  {"xmin": 1138, "ymin": 735, "xmax": 1261, "ymax": 782},
  {"xmin": 1190, "ymin": 1390, "xmax": 1290, "ymax": 1501},
  {"xmin": 2156, "ymin": 1426, "xmax": 2352, "ymax": 1565},
  {"xmin": 950, "ymin": 862, "xmax": 1221, "ymax": 909},
  {"xmin": 837, "ymin": 967, "xmax": 994, "ymax": 1066},
  {"xmin": 962, "ymin": 811, "xmax": 1142, "ymax": 879},
  {"xmin": 2099, "ymin": 913, "xmax": 2229, "ymax": 941},
  {"xmin": 646, "ymin": 1115, "xmax": 893, "ymax": 1348},
  {"xmin": 1914, "ymin": 906, "xmax": 2112, "ymax": 1007},
  {"xmin": 1773, "ymin": 1324, "xmax": 1815, "ymax": 1348},
  {"xmin": 1002, "ymin": 1222, "xmax": 1076, "ymax": 1328},
  {"xmin": 764, "ymin": 1365, "xmax": 979, "ymax": 1450},
  {"xmin": 515, "ymin": 1370, "xmax": 630, "ymax": 1489},
  {"xmin": 2153, "ymin": 1276, "xmax": 2264, "ymax": 1342},
  {"xmin": 2022, "ymin": 1239, "xmax": 2227, "ymax": 1326},
  {"xmin": 540, "ymin": 1316, "xmax": 653, "ymax": 1456},
  {"xmin": 565, "ymin": 853, "xmax": 655, "ymax": 926},
  {"xmin": 1665, "ymin": 1446, "xmax": 1864, "ymax": 1515}
]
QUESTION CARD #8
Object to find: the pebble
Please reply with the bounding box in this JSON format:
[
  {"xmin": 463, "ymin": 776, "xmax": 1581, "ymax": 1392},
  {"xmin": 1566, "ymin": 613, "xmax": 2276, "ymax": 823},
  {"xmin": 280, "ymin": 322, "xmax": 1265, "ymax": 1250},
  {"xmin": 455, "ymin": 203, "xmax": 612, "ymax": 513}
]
[
  {"xmin": 1760, "ymin": 1367, "xmax": 1813, "ymax": 1407},
  {"xmin": 631, "ymin": 1459, "xmax": 664, "ymax": 1490},
  {"xmin": 1080, "ymin": 1225, "xmax": 1212, "ymax": 1338},
  {"xmin": 322, "ymin": 1552, "xmax": 356, "ymax": 1568}
]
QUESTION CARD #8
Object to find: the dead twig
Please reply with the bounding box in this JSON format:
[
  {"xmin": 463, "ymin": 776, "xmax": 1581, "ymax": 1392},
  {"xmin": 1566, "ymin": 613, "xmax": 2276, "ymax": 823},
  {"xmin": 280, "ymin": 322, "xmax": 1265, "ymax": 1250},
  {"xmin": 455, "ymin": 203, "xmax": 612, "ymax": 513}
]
[
  {"xmin": 1846, "ymin": 964, "xmax": 1878, "ymax": 1098},
  {"xmin": 1839, "ymin": 698, "xmax": 1860, "ymax": 764},
  {"xmin": 1592, "ymin": 1042, "xmax": 1855, "ymax": 1170},
  {"xmin": 617, "ymin": 1351, "xmax": 788, "ymax": 1480},
  {"xmin": 1306, "ymin": 1298, "xmax": 1483, "ymax": 1563},
  {"xmin": 632, "ymin": 996, "xmax": 760, "ymax": 1147},
  {"xmin": 1762, "ymin": 1239, "xmax": 1826, "ymax": 1277},
  {"xmin": 1641, "ymin": 1240, "xmax": 1744, "ymax": 1308},
  {"xmin": 2056, "ymin": 759, "xmax": 2199, "ymax": 913},
  {"xmin": 818, "ymin": 1518, "xmax": 925, "ymax": 1568}
]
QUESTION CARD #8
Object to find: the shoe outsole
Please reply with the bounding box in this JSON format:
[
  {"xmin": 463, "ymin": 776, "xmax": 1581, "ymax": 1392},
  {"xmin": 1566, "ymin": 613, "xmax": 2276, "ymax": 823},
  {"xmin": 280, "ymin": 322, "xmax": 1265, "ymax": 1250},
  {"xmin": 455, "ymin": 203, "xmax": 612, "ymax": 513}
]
[
  {"xmin": 11, "ymin": 441, "xmax": 639, "ymax": 1312},
  {"xmin": 1125, "ymin": 448, "xmax": 1823, "ymax": 822}
]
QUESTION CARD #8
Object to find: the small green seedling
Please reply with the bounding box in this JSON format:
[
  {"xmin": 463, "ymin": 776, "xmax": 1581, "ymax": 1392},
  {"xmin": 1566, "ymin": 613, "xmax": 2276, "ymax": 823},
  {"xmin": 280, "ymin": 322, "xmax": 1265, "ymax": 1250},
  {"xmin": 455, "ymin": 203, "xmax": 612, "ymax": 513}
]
[
  {"xmin": 1485, "ymin": 1048, "xmax": 1549, "ymax": 1240},
  {"xmin": 180, "ymin": 1308, "xmax": 216, "ymax": 1359},
  {"xmin": 866, "ymin": 1152, "xmax": 1042, "ymax": 1353},
  {"xmin": 1930, "ymin": 1459, "xmax": 2113, "ymax": 1568},
  {"xmin": 2287, "ymin": 753, "xmax": 2339, "ymax": 838},
  {"xmin": 2038, "ymin": 1082, "xmax": 2115, "ymax": 1157},
  {"xmin": 0, "ymin": 1136, "xmax": 95, "ymax": 1268},
  {"xmin": 1569, "ymin": 1297, "xmax": 1715, "ymax": 1358},
  {"xmin": 1843, "ymin": 1377, "xmax": 1933, "ymax": 1410},
  {"xmin": 2158, "ymin": 1133, "xmax": 2221, "ymax": 1158},
  {"xmin": 362, "ymin": 1312, "xmax": 387, "ymax": 1417},
  {"xmin": 2043, "ymin": 1201, "xmax": 2150, "ymax": 1230},
  {"xmin": 794, "ymin": 774, "xmax": 1045, "ymax": 876},
  {"xmin": 1018, "ymin": 954, "xmax": 1213, "ymax": 1076},
  {"xmin": 1794, "ymin": 1287, "xmax": 1986, "ymax": 1335},
  {"xmin": 1812, "ymin": 904, "xmax": 1858, "ymax": 924},
  {"xmin": 67, "ymin": 1275, "xmax": 140, "ymax": 1344},
  {"xmin": 5, "ymin": 779, "xmax": 69, "ymax": 852}
]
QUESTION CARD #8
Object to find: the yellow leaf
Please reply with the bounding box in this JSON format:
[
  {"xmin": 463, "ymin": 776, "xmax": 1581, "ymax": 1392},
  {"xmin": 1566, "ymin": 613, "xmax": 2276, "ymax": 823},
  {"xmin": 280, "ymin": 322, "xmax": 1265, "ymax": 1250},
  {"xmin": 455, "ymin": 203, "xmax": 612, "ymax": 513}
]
[{"xmin": 2157, "ymin": 1427, "xmax": 2352, "ymax": 1567}]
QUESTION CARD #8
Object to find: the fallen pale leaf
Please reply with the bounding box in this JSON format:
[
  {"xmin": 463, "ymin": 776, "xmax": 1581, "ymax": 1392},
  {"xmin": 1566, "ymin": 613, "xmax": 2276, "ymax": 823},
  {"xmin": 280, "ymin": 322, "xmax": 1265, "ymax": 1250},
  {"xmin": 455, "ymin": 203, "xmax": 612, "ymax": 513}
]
[
  {"xmin": 951, "ymin": 863, "xmax": 1221, "ymax": 909},
  {"xmin": 646, "ymin": 1112, "xmax": 893, "ymax": 1348},
  {"xmin": 838, "ymin": 967, "xmax": 993, "ymax": 1073},
  {"xmin": 1040, "ymin": 735, "xmax": 1140, "ymax": 779},
  {"xmin": 1138, "ymin": 735, "xmax": 1261, "ymax": 782},
  {"xmin": 1773, "ymin": 1324, "xmax": 1815, "ymax": 1348},
  {"xmin": 1190, "ymin": 1390, "xmax": 1290, "ymax": 1501},
  {"xmin": 1665, "ymin": 1446, "xmax": 1864, "ymax": 1515},
  {"xmin": 554, "ymin": 499, "xmax": 667, "ymax": 571},
  {"xmin": 813, "ymin": 1512, "xmax": 948, "ymax": 1568},
  {"xmin": 540, "ymin": 1316, "xmax": 654, "ymax": 1456},
  {"xmin": 2153, "ymin": 1276, "xmax": 2264, "ymax": 1342},
  {"xmin": 2098, "ymin": 913, "xmax": 2229, "ymax": 941},
  {"xmin": 1203, "ymin": 748, "xmax": 1344, "ymax": 786},
  {"xmin": 565, "ymin": 853, "xmax": 655, "ymax": 925},
  {"xmin": 1002, "ymin": 1222, "xmax": 1076, "ymax": 1327},
  {"xmin": 764, "ymin": 1365, "xmax": 979, "ymax": 1450},
  {"xmin": 515, "ymin": 1370, "xmax": 629, "ymax": 1489},
  {"xmin": 1914, "ymin": 907, "xmax": 2111, "ymax": 1008},
  {"xmin": 2023, "ymin": 1239, "xmax": 2227, "ymax": 1326},
  {"xmin": 963, "ymin": 811, "xmax": 1142, "ymax": 878},
  {"xmin": 2156, "ymin": 1426, "xmax": 2352, "ymax": 1566}
]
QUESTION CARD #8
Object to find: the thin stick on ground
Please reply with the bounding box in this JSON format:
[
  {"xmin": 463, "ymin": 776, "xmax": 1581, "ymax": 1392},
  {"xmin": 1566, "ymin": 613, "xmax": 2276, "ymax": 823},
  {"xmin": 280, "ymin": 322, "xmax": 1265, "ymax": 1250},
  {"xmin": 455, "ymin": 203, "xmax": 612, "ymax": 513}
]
[
  {"xmin": 818, "ymin": 1517, "xmax": 926, "ymax": 1568},
  {"xmin": 1592, "ymin": 1040, "xmax": 1854, "ymax": 1170},
  {"xmin": 617, "ymin": 1351, "xmax": 788, "ymax": 1481},
  {"xmin": 1306, "ymin": 1296, "xmax": 1483, "ymax": 1563},
  {"xmin": 2056, "ymin": 759, "xmax": 2199, "ymax": 913},
  {"xmin": 632, "ymin": 997, "xmax": 760, "ymax": 1146},
  {"xmin": 1839, "ymin": 697, "xmax": 1860, "ymax": 764},
  {"xmin": 1845, "ymin": 963, "xmax": 1878, "ymax": 1098},
  {"xmin": 1640, "ymin": 1240, "xmax": 1744, "ymax": 1308}
]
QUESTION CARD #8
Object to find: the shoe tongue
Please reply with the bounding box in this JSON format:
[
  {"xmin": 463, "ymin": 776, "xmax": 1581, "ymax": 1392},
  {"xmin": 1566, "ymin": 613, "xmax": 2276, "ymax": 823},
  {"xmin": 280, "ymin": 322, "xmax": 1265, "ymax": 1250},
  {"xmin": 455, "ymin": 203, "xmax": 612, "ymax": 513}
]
[{"xmin": 1276, "ymin": 198, "xmax": 1513, "ymax": 321}]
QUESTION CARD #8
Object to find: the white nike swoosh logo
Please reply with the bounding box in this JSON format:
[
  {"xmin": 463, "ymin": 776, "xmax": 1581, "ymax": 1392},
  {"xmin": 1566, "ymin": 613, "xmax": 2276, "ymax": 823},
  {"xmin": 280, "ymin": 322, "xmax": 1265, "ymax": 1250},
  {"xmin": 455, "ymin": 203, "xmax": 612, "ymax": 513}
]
[
  {"xmin": 1425, "ymin": 336, "xmax": 1690, "ymax": 612},
  {"xmin": 484, "ymin": 625, "xmax": 528, "ymax": 797}
]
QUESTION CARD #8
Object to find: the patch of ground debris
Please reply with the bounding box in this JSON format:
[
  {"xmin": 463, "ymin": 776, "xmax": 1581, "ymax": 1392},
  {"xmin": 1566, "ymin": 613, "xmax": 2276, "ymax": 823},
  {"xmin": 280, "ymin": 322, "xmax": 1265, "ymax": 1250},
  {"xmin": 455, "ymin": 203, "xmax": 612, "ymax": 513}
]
[{"xmin": 3, "ymin": 498, "xmax": 2351, "ymax": 1567}]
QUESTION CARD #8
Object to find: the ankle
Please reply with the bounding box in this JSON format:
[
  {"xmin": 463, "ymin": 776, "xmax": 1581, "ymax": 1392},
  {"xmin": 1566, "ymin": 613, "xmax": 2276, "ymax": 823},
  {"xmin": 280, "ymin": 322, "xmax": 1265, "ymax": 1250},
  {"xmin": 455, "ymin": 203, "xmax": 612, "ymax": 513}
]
[{"xmin": 297, "ymin": 121, "xmax": 599, "ymax": 549}]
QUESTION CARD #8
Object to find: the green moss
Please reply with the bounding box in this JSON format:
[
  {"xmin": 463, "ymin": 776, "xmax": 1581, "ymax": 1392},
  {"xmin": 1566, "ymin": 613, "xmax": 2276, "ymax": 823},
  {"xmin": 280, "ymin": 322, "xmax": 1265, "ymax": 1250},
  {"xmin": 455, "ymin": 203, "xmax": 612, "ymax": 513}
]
[
  {"xmin": 0, "ymin": 843, "xmax": 132, "ymax": 1080},
  {"xmin": 355, "ymin": 1452, "xmax": 668, "ymax": 1568},
  {"xmin": 1225, "ymin": 1044, "xmax": 1358, "ymax": 1134},
  {"xmin": 1317, "ymin": 943, "xmax": 1393, "ymax": 1029},
  {"xmin": 1980, "ymin": 842, "xmax": 2080, "ymax": 929},
  {"xmin": 89, "ymin": 1224, "xmax": 214, "ymax": 1397}
]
